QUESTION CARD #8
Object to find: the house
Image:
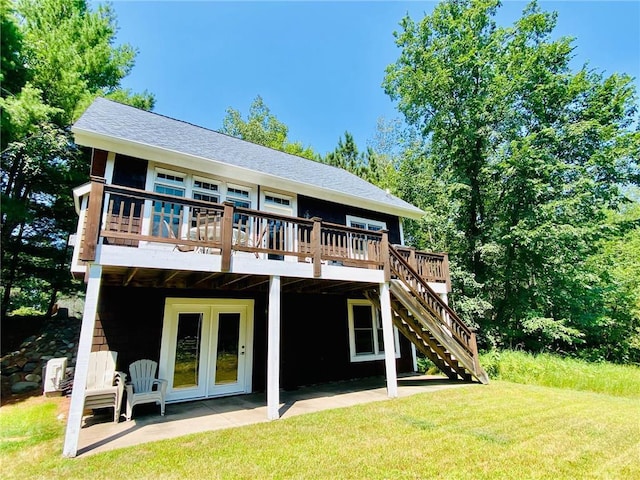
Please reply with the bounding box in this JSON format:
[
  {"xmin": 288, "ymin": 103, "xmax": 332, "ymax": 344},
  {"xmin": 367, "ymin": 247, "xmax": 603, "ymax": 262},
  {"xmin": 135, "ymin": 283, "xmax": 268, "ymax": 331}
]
[{"xmin": 62, "ymin": 98, "xmax": 488, "ymax": 457}]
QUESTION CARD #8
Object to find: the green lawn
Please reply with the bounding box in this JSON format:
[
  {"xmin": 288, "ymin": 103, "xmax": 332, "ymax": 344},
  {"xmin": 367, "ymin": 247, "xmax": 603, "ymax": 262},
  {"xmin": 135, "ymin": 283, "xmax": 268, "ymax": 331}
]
[{"xmin": 1, "ymin": 379, "xmax": 638, "ymax": 479}]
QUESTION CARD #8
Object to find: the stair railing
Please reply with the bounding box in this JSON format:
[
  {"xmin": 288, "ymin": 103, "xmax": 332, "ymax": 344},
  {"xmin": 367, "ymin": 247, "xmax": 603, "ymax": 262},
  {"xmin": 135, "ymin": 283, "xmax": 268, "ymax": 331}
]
[{"xmin": 388, "ymin": 245, "xmax": 475, "ymax": 357}]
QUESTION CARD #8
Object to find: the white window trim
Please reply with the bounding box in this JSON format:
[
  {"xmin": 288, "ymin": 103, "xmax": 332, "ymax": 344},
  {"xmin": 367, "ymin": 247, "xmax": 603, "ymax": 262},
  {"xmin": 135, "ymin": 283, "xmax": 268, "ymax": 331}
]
[
  {"xmin": 347, "ymin": 299, "xmax": 400, "ymax": 363},
  {"xmin": 155, "ymin": 168, "xmax": 186, "ymax": 187},
  {"xmin": 226, "ymin": 183, "xmax": 253, "ymax": 209},
  {"xmin": 346, "ymin": 215, "xmax": 387, "ymax": 231},
  {"xmin": 261, "ymin": 190, "xmax": 296, "ymax": 216}
]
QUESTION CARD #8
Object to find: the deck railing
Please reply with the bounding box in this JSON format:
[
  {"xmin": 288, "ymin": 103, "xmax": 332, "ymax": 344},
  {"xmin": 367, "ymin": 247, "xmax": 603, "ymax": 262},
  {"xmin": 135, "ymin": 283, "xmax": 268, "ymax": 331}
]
[
  {"xmin": 393, "ymin": 246, "xmax": 451, "ymax": 291},
  {"xmin": 77, "ymin": 178, "xmax": 447, "ymax": 284},
  {"xmin": 389, "ymin": 246, "xmax": 475, "ymax": 358}
]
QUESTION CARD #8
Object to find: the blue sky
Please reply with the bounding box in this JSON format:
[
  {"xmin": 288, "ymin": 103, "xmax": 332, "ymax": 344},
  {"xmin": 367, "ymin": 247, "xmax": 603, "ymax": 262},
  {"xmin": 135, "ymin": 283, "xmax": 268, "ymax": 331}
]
[{"xmin": 110, "ymin": 1, "xmax": 640, "ymax": 156}]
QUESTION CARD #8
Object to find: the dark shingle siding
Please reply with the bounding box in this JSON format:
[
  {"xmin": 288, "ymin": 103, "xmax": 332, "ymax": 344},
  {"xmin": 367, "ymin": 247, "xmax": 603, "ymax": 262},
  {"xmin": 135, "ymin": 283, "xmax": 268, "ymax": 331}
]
[{"xmin": 73, "ymin": 98, "xmax": 423, "ymax": 216}]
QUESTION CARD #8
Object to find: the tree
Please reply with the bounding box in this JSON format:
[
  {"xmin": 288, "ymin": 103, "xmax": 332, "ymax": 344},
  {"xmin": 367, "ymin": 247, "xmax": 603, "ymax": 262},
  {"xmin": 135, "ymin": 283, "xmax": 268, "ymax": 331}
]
[
  {"xmin": 581, "ymin": 203, "xmax": 640, "ymax": 362},
  {"xmin": 384, "ymin": 0, "xmax": 640, "ymax": 355},
  {"xmin": 221, "ymin": 96, "xmax": 317, "ymax": 160},
  {"xmin": 14, "ymin": 0, "xmax": 153, "ymax": 125},
  {"xmin": 1, "ymin": 0, "xmax": 154, "ymax": 318},
  {"xmin": 324, "ymin": 131, "xmax": 360, "ymax": 171},
  {"xmin": 384, "ymin": 0, "xmax": 505, "ymax": 279},
  {"xmin": 1, "ymin": 0, "xmax": 28, "ymax": 150}
]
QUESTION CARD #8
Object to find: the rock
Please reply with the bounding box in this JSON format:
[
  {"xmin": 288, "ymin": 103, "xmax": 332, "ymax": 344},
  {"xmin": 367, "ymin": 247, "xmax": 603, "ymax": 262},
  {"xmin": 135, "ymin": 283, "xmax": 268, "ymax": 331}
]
[
  {"xmin": 2, "ymin": 365, "xmax": 20, "ymax": 375},
  {"xmin": 25, "ymin": 373, "xmax": 41, "ymax": 383},
  {"xmin": 1, "ymin": 315, "xmax": 81, "ymax": 397},
  {"xmin": 20, "ymin": 335, "xmax": 36, "ymax": 347},
  {"xmin": 23, "ymin": 362, "xmax": 37, "ymax": 373},
  {"xmin": 11, "ymin": 381, "xmax": 39, "ymax": 394}
]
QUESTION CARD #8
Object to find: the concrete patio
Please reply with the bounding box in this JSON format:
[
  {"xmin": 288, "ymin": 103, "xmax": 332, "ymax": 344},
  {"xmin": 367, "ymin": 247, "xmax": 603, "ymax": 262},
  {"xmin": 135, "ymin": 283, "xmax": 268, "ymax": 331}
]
[{"xmin": 76, "ymin": 374, "xmax": 476, "ymax": 457}]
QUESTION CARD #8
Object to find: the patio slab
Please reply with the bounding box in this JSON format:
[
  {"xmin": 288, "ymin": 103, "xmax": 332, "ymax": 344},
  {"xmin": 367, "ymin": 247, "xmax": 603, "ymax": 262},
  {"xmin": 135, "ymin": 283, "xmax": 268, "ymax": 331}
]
[{"xmin": 76, "ymin": 374, "xmax": 476, "ymax": 457}]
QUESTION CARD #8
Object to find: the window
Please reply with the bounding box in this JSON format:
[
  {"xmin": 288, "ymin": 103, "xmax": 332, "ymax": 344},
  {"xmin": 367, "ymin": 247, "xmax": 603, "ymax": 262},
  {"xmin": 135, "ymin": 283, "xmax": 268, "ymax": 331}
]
[
  {"xmin": 190, "ymin": 179, "xmax": 221, "ymax": 228},
  {"xmin": 264, "ymin": 195, "xmax": 291, "ymax": 207},
  {"xmin": 226, "ymin": 185, "xmax": 251, "ymax": 226},
  {"xmin": 153, "ymin": 170, "xmax": 185, "ymax": 237},
  {"xmin": 346, "ymin": 216, "xmax": 387, "ymax": 258},
  {"xmin": 346, "ymin": 215, "xmax": 386, "ymax": 232},
  {"xmin": 148, "ymin": 167, "xmax": 256, "ymax": 234},
  {"xmin": 192, "ymin": 179, "xmax": 220, "ymax": 203},
  {"xmin": 347, "ymin": 299, "xmax": 400, "ymax": 362}
]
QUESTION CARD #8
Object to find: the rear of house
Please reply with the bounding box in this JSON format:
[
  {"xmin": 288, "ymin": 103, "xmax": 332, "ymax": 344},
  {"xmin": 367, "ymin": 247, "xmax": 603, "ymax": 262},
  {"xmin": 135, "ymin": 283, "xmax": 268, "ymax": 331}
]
[{"xmin": 63, "ymin": 98, "xmax": 486, "ymax": 457}]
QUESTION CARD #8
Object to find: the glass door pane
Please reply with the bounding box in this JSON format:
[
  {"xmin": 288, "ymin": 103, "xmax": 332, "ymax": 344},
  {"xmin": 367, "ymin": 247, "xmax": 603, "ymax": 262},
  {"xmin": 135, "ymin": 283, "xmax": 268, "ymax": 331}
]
[
  {"xmin": 214, "ymin": 313, "xmax": 240, "ymax": 385},
  {"xmin": 173, "ymin": 313, "xmax": 203, "ymax": 388}
]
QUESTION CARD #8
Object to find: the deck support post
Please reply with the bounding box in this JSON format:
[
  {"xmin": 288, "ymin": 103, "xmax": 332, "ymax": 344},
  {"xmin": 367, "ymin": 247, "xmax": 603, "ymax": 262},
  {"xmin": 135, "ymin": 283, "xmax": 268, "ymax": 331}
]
[
  {"xmin": 63, "ymin": 263, "xmax": 102, "ymax": 457},
  {"xmin": 267, "ymin": 275, "xmax": 281, "ymax": 420},
  {"xmin": 80, "ymin": 177, "xmax": 105, "ymax": 262},
  {"xmin": 311, "ymin": 217, "xmax": 322, "ymax": 278},
  {"xmin": 221, "ymin": 202, "xmax": 234, "ymax": 272},
  {"xmin": 379, "ymin": 281, "xmax": 398, "ymax": 398}
]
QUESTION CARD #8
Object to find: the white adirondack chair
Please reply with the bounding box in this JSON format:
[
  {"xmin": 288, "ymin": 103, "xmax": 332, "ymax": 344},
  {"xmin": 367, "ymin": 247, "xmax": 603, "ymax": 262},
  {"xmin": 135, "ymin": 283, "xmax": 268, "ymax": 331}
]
[
  {"xmin": 83, "ymin": 350, "xmax": 126, "ymax": 422},
  {"xmin": 125, "ymin": 359, "xmax": 168, "ymax": 421}
]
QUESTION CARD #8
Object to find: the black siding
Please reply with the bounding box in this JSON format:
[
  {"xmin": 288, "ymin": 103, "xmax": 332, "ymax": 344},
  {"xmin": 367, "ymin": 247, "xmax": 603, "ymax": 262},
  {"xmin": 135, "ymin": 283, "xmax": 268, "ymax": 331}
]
[
  {"xmin": 95, "ymin": 287, "xmax": 413, "ymax": 393},
  {"xmin": 297, "ymin": 195, "xmax": 402, "ymax": 245}
]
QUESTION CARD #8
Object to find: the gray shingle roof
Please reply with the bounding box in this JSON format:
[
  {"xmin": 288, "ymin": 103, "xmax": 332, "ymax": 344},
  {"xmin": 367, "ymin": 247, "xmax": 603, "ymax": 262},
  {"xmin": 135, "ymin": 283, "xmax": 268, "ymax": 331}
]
[{"xmin": 72, "ymin": 98, "xmax": 423, "ymax": 218}]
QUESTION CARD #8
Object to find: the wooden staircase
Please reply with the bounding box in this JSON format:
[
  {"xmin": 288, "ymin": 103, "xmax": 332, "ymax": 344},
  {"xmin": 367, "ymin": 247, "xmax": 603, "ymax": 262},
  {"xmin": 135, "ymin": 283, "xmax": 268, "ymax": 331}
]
[{"xmin": 368, "ymin": 246, "xmax": 489, "ymax": 384}]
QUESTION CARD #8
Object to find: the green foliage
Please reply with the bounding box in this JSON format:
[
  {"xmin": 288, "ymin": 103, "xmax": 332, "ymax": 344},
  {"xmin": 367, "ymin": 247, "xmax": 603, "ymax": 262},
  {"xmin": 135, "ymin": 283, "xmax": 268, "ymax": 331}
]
[
  {"xmin": 6, "ymin": 305, "xmax": 46, "ymax": 317},
  {"xmin": 384, "ymin": 0, "xmax": 640, "ymax": 357},
  {"xmin": 579, "ymin": 202, "xmax": 640, "ymax": 362},
  {"xmin": 221, "ymin": 95, "xmax": 317, "ymax": 160},
  {"xmin": 1, "ymin": 0, "xmax": 153, "ymax": 319},
  {"xmin": 14, "ymin": 0, "xmax": 153, "ymax": 124},
  {"xmin": 480, "ymin": 350, "xmax": 640, "ymax": 397}
]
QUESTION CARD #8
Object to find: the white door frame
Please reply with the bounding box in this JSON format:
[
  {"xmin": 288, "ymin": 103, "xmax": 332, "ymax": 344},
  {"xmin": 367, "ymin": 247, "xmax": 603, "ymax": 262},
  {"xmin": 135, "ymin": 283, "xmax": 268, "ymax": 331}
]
[{"xmin": 159, "ymin": 298, "xmax": 254, "ymax": 403}]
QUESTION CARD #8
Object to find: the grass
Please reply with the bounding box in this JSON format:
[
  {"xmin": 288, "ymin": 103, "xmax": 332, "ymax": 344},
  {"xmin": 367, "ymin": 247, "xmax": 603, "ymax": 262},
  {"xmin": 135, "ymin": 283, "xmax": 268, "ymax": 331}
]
[
  {"xmin": 479, "ymin": 350, "xmax": 640, "ymax": 397},
  {"xmin": 1, "ymin": 354, "xmax": 639, "ymax": 479}
]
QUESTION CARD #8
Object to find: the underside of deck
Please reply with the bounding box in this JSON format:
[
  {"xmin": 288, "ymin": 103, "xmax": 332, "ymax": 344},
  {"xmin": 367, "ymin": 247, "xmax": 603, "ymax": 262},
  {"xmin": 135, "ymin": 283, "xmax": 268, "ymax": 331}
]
[{"xmin": 99, "ymin": 265, "xmax": 379, "ymax": 295}]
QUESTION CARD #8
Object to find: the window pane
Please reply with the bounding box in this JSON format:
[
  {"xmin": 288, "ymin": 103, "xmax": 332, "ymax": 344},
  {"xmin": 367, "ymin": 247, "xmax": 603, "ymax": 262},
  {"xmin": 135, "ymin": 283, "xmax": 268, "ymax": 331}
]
[
  {"xmin": 355, "ymin": 329, "xmax": 374, "ymax": 354},
  {"xmin": 215, "ymin": 313, "xmax": 240, "ymax": 385},
  {"xmin": 265, "ymin": 195, "xmax": 290, "ymax": 206},
  {"xmin": 194, "ymin": 180, "xmax": 218, "ymax": 192},
  {"xmin": 157, "ymin": 172, "xmax": 184, "ymax": 185},
  {"xmin": 153, "ymin": 184, "xmax": 185, "ymax": 237},
  {"xmin": 352, "ymin": 304, "xmax": 375, "ymax": 355},
  {"xmin": 193, "ymin": 192, "xmax": 219, "ymax": 204},
  {"xmin": 227, "ymin": 187, "xmax": 249, "ymax": 198},
  {"xmin": 173, "ymin": 313, "xmax": 202, "ymax": 388},
  {"xmin": 353, "ymin": 305, "xmax": 373, "ymax": 329}
]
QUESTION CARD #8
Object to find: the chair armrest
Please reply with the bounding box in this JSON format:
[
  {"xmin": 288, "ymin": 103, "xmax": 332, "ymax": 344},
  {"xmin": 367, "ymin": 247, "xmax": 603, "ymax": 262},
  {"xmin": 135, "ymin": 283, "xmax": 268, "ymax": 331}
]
[{"xmin": 154, "ymin": 378, "xmax": 168, "ymax": 396}]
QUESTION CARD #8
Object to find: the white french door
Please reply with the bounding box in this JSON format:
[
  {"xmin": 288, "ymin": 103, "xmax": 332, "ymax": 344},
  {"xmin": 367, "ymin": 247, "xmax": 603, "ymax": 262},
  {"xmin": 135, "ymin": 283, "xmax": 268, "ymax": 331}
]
[{"xmin": 159, "ymin": 299, "xmax": 254, "ymax": 402}]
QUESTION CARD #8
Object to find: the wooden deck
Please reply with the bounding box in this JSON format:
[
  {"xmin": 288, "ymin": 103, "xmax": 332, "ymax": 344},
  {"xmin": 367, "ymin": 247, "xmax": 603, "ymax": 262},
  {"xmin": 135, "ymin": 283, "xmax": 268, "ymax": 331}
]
[{"xmin": 74, "ymin": 178, "xmax": 451, "ymax": 289}]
